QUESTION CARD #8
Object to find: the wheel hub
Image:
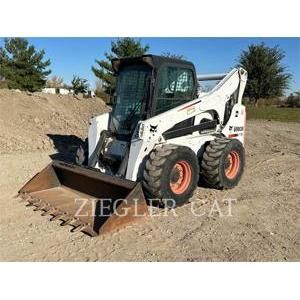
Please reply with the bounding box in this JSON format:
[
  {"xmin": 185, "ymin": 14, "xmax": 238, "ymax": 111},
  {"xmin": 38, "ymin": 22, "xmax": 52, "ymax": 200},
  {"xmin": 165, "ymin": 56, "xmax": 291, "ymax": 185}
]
[
  {"xmin": 170, "ymin": 167, "xmax": 180, "ymax": 183},
  {"xmin": 170, "ymin": 160, "xmax": 192, "ymax": 194},
  {"xmin": 225, "ymin": 150, "xmax": 240, "ymax": 179}
]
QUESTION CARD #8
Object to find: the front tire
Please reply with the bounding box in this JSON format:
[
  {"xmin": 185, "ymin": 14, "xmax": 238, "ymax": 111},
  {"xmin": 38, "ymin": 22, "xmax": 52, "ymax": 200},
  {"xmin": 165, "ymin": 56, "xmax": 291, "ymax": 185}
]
[
  {"xmin": 142, "ymin": 144, "xmax": 199, "ymax": 207},
  {"xmin": 201, "ymin": 138, "xmax": 245, "ymax": 189}
]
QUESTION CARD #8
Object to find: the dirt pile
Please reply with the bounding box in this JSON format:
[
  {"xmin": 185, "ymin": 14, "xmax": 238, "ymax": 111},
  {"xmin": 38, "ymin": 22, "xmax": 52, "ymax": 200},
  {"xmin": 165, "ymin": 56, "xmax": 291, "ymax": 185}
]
[{"xmin": 0, "ymin": 89, "xmax": 108, "ymax": 154}]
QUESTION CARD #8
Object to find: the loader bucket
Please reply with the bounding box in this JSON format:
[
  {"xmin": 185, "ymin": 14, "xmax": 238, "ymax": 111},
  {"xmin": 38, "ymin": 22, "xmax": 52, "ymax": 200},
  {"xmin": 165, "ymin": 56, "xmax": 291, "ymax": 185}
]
[{"xmin": 18, "ymin": 161, "xmax": 148, "ymax": 236}]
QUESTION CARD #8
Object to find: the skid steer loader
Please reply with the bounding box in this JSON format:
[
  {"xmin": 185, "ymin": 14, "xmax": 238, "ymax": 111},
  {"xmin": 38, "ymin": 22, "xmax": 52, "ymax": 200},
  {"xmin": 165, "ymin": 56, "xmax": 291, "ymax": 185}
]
[{"xmin": 19, "ymin": 55, "xmax": 247, "ymax": 236}]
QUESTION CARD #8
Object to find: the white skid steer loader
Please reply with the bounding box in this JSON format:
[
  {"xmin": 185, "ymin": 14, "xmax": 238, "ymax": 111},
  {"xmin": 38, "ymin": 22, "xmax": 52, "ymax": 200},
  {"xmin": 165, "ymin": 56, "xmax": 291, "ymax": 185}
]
[{"xmin": 19, "ymin": 55, "xmax": 247, "ymax": 236}]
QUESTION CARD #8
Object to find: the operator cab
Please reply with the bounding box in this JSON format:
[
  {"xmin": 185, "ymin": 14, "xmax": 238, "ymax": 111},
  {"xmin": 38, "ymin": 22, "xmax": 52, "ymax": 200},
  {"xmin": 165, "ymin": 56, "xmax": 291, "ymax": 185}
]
[
  {"xmin": 98, "ymin": 55, "xmax": 198, "ymax": 175},
  {"xmin": 110, "ymin": 55, "xmax": 198, "ymax": 140}
]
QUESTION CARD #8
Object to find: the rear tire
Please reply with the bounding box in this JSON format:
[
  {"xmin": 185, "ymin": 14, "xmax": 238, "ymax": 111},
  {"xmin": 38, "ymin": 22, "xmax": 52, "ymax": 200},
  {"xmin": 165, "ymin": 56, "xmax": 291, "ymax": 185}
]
[
  {"xmin": 201, "ymin": 138, "xmax": 245, "ymax": 189},
  {"xmin": 142, "ymin": 144, "xmax": 199, "ymax": 207}
]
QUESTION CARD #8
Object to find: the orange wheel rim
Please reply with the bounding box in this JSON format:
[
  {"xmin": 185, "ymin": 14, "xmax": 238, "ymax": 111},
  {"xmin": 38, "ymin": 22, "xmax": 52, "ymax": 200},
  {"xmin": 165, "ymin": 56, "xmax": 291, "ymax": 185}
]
[
  {"xmin": 225, "ymin": 151, "xmax": 240, "ymax": 179},
  {"xmin": 170, "ymin": 160, "xmax": 192, "ymax": 194}
]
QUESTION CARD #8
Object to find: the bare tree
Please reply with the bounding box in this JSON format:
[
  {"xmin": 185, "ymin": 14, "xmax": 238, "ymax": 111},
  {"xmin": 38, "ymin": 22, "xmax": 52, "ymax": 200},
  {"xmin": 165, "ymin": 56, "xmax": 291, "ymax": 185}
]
[
  {"xmin": 161, "ymin": 52, "xmax": 184, "ymax": 59},
  {"xmin": 46, "ymin": 75, "xmax": 64, "ymax": 88}
]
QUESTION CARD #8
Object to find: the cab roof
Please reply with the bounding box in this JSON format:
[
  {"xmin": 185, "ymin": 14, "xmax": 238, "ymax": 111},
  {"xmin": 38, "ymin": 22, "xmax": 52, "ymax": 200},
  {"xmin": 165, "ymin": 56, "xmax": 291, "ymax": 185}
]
[{"xmin": 112, "ymin": 54, "xmax": 195, "ymax": 73}]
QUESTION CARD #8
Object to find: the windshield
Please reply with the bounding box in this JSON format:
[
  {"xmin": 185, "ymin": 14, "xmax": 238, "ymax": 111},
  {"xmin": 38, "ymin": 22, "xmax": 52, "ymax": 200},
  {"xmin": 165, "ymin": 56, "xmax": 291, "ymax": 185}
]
[{"xmin": 111, "ymin": 65, "xmax": 151, "ymax": 135}]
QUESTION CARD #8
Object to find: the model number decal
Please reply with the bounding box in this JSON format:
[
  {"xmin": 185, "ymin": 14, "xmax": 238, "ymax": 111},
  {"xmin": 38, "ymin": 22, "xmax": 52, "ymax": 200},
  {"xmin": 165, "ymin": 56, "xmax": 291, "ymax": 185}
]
[{"xmin": 234, "ymin": 126, "xmax": 244, "ymax": 132}]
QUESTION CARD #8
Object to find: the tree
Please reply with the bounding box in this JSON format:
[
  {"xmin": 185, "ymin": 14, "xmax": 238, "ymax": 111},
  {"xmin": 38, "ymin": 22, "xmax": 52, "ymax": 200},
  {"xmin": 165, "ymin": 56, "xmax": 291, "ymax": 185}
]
[
  {"xmin": 94, "ymin": 78, "xmax": 108, "ymax": 102},
  {"xmin": 71, "ymin": 75, "xmax": 88, "ymax": 95},
  {"xmin": 46, "ymin": 75, "xmax": 64, "ymax": 88},
  {"xmin": 161, "ymin": 52, "xmax": 184, "ymax": 59},
  {"xmin": 237, "ymin": 43, "xmax": 291, "ymax": 105},
  {"xmin": 91, "ymin": 38, "xmax": 149, "ymax": 96},
  {"xmin": 0, "ymin": 38, "xmax": 51, "ymax": 92}
]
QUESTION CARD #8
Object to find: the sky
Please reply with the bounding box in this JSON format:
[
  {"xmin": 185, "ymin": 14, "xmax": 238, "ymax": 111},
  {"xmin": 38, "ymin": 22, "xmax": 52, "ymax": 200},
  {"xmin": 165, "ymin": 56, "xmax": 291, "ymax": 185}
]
[{"xmin": 0, "ymin": 37, "xmax": 299, "ymax": 93}]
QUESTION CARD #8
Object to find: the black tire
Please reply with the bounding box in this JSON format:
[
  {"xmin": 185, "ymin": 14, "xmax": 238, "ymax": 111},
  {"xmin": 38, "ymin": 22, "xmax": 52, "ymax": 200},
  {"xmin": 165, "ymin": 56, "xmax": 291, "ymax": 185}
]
[
  {"xmin": 75, "ymin": 138, "xmax": 88, "ymax": 166},
  {"xmin": 201, "ymin": 138, "xmax": 245, "ymax": 189},
  {"xmin": 142, "ymin": 144, "xmax": 199, "ymax": 207}
]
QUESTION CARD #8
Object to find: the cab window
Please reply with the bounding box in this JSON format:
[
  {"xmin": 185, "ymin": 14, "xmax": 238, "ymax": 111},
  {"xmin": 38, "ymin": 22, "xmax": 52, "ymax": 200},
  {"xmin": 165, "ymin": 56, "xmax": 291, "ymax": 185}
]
[{"xmin": 156, "ymin": 66, "xmax": 194, "ymax": 114}]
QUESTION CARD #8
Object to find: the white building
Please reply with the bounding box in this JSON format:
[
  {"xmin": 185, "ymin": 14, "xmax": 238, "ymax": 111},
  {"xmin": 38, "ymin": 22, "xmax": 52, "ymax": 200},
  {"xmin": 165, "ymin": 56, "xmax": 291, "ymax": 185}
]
[{"xmin": 41, "ymin": 87, "xmax": 71, "ymax": 95}]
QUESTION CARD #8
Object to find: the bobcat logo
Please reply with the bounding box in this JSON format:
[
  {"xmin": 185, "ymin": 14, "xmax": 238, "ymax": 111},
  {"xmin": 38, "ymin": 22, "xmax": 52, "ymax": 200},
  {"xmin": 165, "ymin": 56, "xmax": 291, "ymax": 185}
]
[{"xmin": 150, "ymin": 125, "xmax": 158, "ymax": 133}]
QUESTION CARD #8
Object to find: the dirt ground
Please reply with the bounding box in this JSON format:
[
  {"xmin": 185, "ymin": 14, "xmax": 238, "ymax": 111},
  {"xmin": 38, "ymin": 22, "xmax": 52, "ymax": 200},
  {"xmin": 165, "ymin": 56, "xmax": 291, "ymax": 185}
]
[{"xmin": 0, "ymin": 89, "xmax": 299, "ymax": 261}]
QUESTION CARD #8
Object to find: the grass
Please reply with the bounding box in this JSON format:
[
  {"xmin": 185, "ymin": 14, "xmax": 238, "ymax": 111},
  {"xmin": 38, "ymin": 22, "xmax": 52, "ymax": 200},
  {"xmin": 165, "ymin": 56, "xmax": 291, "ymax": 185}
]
[{"xmin": 246, "ymin": 105, "xmax": 300, "ymax": 123}]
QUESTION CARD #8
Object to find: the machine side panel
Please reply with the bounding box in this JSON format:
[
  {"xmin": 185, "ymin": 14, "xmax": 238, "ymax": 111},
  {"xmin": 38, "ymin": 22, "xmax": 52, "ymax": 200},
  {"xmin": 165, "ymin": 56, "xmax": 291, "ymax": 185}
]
[{"xmin": 88, "ymin": 112, "xmax": 110, "ymax": 158}]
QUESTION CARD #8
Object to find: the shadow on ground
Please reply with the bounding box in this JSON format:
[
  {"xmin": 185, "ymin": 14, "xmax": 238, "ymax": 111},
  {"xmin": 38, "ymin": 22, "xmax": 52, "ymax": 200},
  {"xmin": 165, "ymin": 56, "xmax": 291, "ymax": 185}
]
[{"xmin": 47, "ymin": 134, "xmax": 83, "ymax": 162}]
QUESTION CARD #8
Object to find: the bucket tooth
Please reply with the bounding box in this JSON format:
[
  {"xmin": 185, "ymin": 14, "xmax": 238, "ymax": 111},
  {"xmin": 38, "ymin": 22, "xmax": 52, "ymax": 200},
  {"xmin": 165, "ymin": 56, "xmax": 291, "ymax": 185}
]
[
  {"xmin": 18, "ymin": 193, "xmax": 30, "ymax": 202},
  {"xmin": 81, "ymin": 225, "xmax": 97, "ymax": 237},
  {"xmin": 50, "ymin": 212, "xmax": 65, "ymax": 222},
  {"xmin": 60, "ymin": 217, "xmax": 73, "ymax": 226},
  {"xmin": 71, "ymin": 223, "xmax": 85, "ymax": 233},
  {"xmin": 41, "ymin": 207, "xmax": 56, "ymax": 216},
  {"xmin": 33, "ymin": 203, "xmax": 47, "ymax": 211},
  {"xmin": 26, "ymin": 201, "xmax": 41, "ymax": 211},
  {"xmin": 69, "ymin": 219, "xmax": 85, "ymax": 232},
  {"xmin": 70, "ymin": 219, "xmax": 83, "ymax": 226},
  {"xmin": 26, "ymin": 199, "xmax": 41, "ymax": 206}
]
